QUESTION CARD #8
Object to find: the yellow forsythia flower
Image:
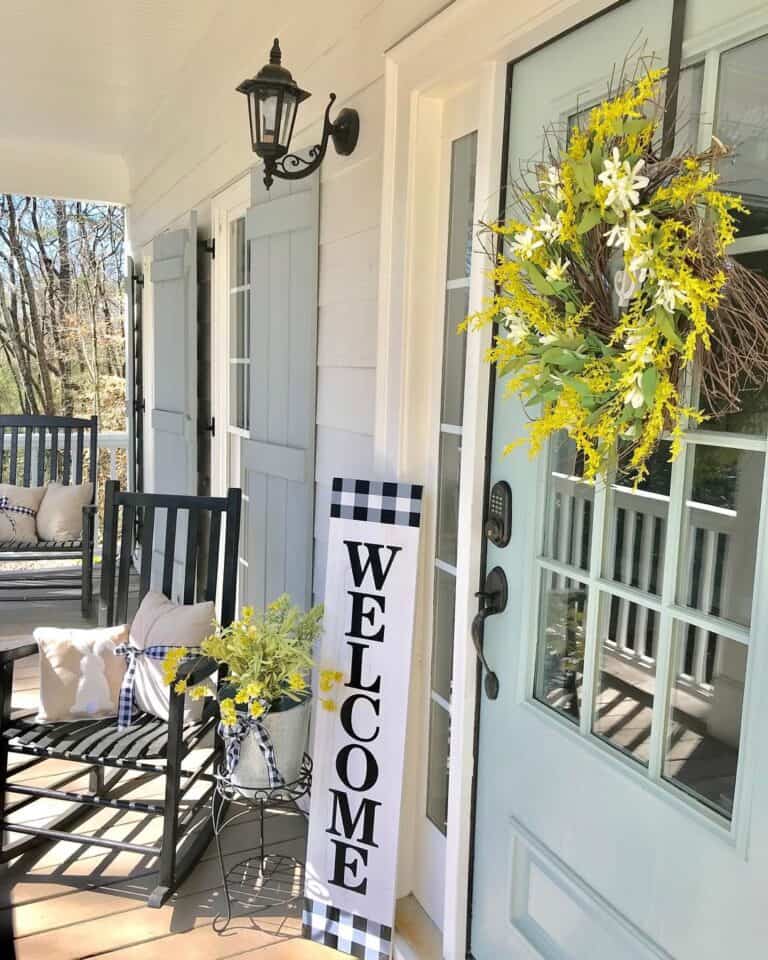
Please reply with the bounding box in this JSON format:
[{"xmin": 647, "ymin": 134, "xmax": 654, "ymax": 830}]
[
  {"xmin": 246, "ymin": 681, "xmax": 263, "ymax": 699},
  {"xmin": 189, "ymin": 684, "xmax": 209, "ymax": 701},
  {"xmin": 288, "ymin": 672, "xmax": 306, "ymax": 692},
  {"xmin": 234, "ymin": 688, "xmax": 250, "ymax": 704},
  {"xmin": 174, "ymin": 679, "xmax": 187, "ymax": 695},
  {"xmin": 249, "ymin": 701, "xmax": 265, "ymax": 718},
  {"xmin": 319, "ymin": 669, "xmax": 343, "ymax": 692},
  {"xmin": 241, "ymin": 605, "xmax": 254, "ymax": 620},
  {"xmin": 161, "ymin": 646, "xmax": 189, "ymax": 686},
  {"xmin": 219, "ymin": 697, "xmax": 237, "ymax": 726}
]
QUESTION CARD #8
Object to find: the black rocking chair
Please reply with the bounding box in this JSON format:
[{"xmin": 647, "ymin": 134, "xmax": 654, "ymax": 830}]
[
  {"xmin": 0, "ymin": 479, "xmax": 241, "ymax": 907},
  {"xmin": 0, "ymin": 415, "xmax": 99, "ymax": 615}
]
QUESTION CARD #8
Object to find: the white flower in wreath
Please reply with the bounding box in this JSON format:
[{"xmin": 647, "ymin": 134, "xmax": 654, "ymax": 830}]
[
  {"xmin": 501, "ymin": 309, "xmax": 529, "ymax": 344},
  {"xmin": 614, "ymin": 269, "xmax": 639, "ymax": 307},
  {"xmin": 598, "ymin": 148, "xmax": 650, "ymax": 213},
  {"xmin": 511, "ymin": 228, "xmax": 544, "ymax": 260},
  {"xmin": 545, "ymin": 256, "xmax": 570, "ymax": 283},
  {"xmin": 539, "ymin": 165, "xmax": 564, "ymax": 202},
  {"xmin": 654, "ymin": 279, "xmax": 686, "ymax": 313},
  {"xmin": 624, "ymin": 332, "xmax": 655, "ymax": 364},
  {"xmin": 624, "ymin": 372, "xmax": 646, "ymax": 410},
  {"xmin": 539, "ymin": 333, "xmax": 560, "ymax": 345},
  {"xmin": 628, "ymin": 250, "xmax": 652, "ymax": 285},
  {"xmin": 627, "ymin": 208, "xmax": 650, "ymax": 235},
  {"xmin": 535, "ymin": 212, "xmax": 563, "ymax": 242},
  {"xmin": 605, "ymin": 223, "xmax": 630, "ymax": 251}
]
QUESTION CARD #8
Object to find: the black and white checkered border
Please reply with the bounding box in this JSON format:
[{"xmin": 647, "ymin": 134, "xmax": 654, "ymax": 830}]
[
  {"xmin": 303, "ymin": 899, "xmax": 393, "ymax": 960},
  {"xmin": 330, "ymin": 478, "xmax": 423, "ymax": 528}
]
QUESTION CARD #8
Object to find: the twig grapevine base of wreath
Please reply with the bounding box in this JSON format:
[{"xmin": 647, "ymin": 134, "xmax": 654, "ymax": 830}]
[{"xmin": 466, "ymin": 65, "xmax": 768, "ymax": 485}]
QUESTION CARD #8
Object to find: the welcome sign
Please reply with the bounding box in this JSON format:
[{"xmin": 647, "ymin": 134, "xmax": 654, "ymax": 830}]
[{"xmin": 303, "ymin": 478, "xmax": 423, "ymax": 960}]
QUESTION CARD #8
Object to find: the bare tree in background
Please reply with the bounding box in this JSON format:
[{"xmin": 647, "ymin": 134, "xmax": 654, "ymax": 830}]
[{"xmin": 0, "ymin": 195, "xmax": 125, "ymax": 428}]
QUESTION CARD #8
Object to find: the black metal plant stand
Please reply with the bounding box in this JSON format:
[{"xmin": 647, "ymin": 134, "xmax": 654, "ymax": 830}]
[{"xmin": 211, "ymin": 753, "xmax": 312, "ymax": 933}]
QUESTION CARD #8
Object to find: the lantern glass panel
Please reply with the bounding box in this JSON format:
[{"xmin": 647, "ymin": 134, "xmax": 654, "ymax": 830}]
[
  {"xmin": 279, "ymin": 91, "xmax": 299, "ymax": 150},
  {"xmin": 257, "ymin": 89, "xmax": 280, "ymax": 146}
]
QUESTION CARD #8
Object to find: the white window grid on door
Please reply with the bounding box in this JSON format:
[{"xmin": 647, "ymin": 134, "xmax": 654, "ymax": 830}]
[
  {"xmin": 525, "ymin": 24, "xmax": 768, "ymax": 833},
  {"xmin": 426, "ymin": 130, "xmax": 478, "ymax": 836},
  {"xmin": 226, "ymin": 213, "xmax": 251, "ymax": 596}
]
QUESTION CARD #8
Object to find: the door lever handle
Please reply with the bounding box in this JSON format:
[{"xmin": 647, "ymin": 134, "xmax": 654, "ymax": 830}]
[{"xmin": 471, "ymin": 566, "xmax": 508, "ymax": 701}]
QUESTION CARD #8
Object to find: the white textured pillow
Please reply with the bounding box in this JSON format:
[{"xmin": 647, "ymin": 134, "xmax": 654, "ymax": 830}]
[
  {"xmin": 129, "ymin": 591, "xmax": 216, "ymax": 723},
  {"xmin": 35, "ymin": 625, "xmax": 129, "ymax": 723},
  {"xmin": 36, "ymin": 481, "xmax": 93, "ymax": 541},
  {"xmin": 0, "ymin": 483, "xmax": 46, "ymax": 544}
]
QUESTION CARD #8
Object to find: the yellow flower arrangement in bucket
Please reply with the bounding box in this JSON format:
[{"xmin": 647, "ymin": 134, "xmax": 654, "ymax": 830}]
[{"xmin": 163, "ymin": 594, "xmax": 324, "ymax": 790}]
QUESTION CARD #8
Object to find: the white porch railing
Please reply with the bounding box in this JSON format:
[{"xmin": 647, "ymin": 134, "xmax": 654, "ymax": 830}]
[
  {"xmin": 98, "ymin": 431, "xmax": 130, "ymax": 482},
  {"xmin": 548, "ymin": 472, "xmax": 736, "ymax": 695}
]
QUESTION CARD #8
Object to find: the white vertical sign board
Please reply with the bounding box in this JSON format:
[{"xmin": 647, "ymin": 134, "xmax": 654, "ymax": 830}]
[{"xmin": 304, "ymin": 478, "xmax": 423, "ymax": 960}]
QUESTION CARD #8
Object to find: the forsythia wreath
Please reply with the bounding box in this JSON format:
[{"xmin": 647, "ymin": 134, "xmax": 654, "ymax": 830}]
[{"xmin": 465, "ymin": 65, "xmax": 768, "ymax": 484}]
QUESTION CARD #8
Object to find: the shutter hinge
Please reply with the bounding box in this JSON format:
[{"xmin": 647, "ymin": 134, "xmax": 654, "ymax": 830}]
[{"xmin": 199, "ymin": 238, "xmax": 215, "ymax": 259}]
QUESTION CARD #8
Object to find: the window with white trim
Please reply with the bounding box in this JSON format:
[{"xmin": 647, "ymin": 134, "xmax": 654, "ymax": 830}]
[
  {"xmin": 229, "ymin": 216, "xmax": 250, "ymax": 432},
  {"xmin": 427, "ymin": 130, "xmax": 478, "ymax": 833},
  {"xmin": 532, "ymin": 32, "xmax": 768, "ymax": 822}
]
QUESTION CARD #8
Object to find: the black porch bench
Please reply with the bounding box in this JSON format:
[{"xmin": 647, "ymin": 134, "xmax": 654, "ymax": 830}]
[{"xmin": 0, "ymin": 415, "xmax": 98, "ymax": 614}]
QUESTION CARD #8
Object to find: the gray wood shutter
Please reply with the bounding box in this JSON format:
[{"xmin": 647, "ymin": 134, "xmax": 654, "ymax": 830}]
[
  {"xmin": 148, "ymin": 213, "xmax": 198, "ymax": 599},
  {"xmin": 242, "ymin": 175, "xmax": 319, "ymax": 610}
]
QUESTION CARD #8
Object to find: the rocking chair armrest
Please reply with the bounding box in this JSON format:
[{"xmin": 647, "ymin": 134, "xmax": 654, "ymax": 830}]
[
  {"xmin": 176, "ymin": 655, "xmax": 219, "ymax": 687},
  {"xmin": 0, "ymin": 642, "xmax": 38, "ymax": 665}
]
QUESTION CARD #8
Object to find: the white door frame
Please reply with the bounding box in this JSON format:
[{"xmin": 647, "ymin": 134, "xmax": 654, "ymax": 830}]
[
  {"xmin": 210, "ymin": 173, "xmax": 251, "ymax": 500},
  {"xmin": 376, "ymin": 1, "xmax": 618, "ymax": 956}
]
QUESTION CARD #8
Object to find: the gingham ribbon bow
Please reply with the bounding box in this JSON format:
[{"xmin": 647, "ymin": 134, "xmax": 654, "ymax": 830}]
[
  {"xmin": 220, "ymin": 714, "xmax": 284, "ymax": 788},
  {"xmin": 0, "ymin": 495, "xmax": 36, "ymax": 538},
  {"xmin": 114, "ymin": 643, "xmax": 200, "ymax": 730}
]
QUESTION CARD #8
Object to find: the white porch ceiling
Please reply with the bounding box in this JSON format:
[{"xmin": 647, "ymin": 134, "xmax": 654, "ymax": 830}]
[{"xmin": 0, "ymin": 0, "xmax": 228, "ymax": 154}]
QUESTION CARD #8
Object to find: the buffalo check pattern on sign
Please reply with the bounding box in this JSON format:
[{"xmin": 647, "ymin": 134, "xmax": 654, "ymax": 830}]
[
  {"xmin": 303, "ymin": 900, "xmax": 393, "ymax": 960},
  {"xmin": 330, "ymin": 478, "xmax": 423, "ymax": 527}
]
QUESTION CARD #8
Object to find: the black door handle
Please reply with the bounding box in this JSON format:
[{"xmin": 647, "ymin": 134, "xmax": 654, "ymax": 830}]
[{"xmin": 471, "ymin": 566, "xmax": 508, "ymax": 700}]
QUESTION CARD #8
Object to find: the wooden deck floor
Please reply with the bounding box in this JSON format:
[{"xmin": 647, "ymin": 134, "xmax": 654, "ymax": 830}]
[{"xmin": 0, "ymin": 592, "xmax": 337, "ymax": 960}]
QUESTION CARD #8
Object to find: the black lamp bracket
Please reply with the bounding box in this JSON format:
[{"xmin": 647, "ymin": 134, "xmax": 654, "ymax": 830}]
[{"xmin": 263, "ymin": 93, "xmax": 360, "ymax": 189}]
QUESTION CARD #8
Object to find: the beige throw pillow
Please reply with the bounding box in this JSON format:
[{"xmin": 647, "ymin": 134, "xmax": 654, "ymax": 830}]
[
  {"xmin": 35, "ymin": 625, "xmax": 129, "ymax": 723},
  {"xmin": 36, "ymin": 481, "xmax": 94, "ymax": 542},
  {"xmin": 0, "ymin": 483, "xmax": 47, "ymax": 544},
  {"xmin": 129, "ymin": 591, "xmax": 216, "ymax": 723}
]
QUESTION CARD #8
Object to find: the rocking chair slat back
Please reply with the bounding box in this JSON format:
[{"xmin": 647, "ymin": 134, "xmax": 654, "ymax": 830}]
[
  {"xmin": 205, "ymin": 510, "xmax": 221, "ymax": 604},
  {"xmin": 183, "ymin": 510, "xmax": 199, "ymax": 604},
  {"xmin": 100, "ymin": 480, "xmax": 241, "ymax": 627},
  {"xmin": 0, "ymin": 415, "xmax": 97, "ymax": 491},
  {"xmin": 139, "ymin": 505, "xmax": 155, "ymax": 602}
]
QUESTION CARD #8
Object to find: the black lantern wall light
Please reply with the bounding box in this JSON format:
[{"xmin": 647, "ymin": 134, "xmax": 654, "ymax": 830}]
[{"xmin": 237, "ymin": 38, "xmax": 360, "ymax": 189}]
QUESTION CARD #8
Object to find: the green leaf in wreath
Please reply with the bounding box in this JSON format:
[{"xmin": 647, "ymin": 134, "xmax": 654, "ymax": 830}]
[
  {"xmin": 641, "ymin": 366, "xmax": 658, "ymax": 406},
  {"xmin": 525, "ymin": 263, "xmax": 555, "ymax": 296},
  {"xmin": 577, "ymin": 206, "xmax": 602, "ymax": 235},
  {"xmin": 654, "ymin": 306, "xmax": 683, "ymax": 347},
  {"xmin": 560, "ymin": 374, "xmax": 592, "ymax": 398},
  {"xmin": 622, "ymin": 117, "xmax": 652, "ymax": 136},
  {"xmin": 572, "ymin": 157, "xmax": 595, "ymax": 196},
  {"xmin": 542, "ymin": 348, "xmax": 585, "ymax": 371},
  {"xmin": 590, "ymin": 141, "xmax": 604, "ymax": 175}
]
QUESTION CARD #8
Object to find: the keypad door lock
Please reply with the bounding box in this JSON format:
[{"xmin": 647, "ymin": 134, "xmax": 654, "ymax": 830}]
[{"xmin": 485, "ymin": 481, "xmax": 512, "ymax": 547}]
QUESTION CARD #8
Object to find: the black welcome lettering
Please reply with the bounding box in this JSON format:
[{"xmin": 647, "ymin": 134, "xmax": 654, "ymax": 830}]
[
  {"xmin": 329, "ymin": 839, "xmax": 369, "ymax": 894},
  {"xmin": 345, "ymin": 590, "xmax": 385, "ymax": 642},
  {"xmin": 326, "ymin": 789, "xmax": 381, "ymax": 848},
  {"xmin": 340, "ymin": 693, "xmax": 381, "ymax": 744},
  {"xmin": 336, "ymin": 743, "xmax": 379, "ymax": 792},
  {"xmin": 346, "ymin": 641, "xmax": 382, "ymax": 694},
  {"xmin": 344, "ymin": 540, "xmax": 402, "ymax": 590}
]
